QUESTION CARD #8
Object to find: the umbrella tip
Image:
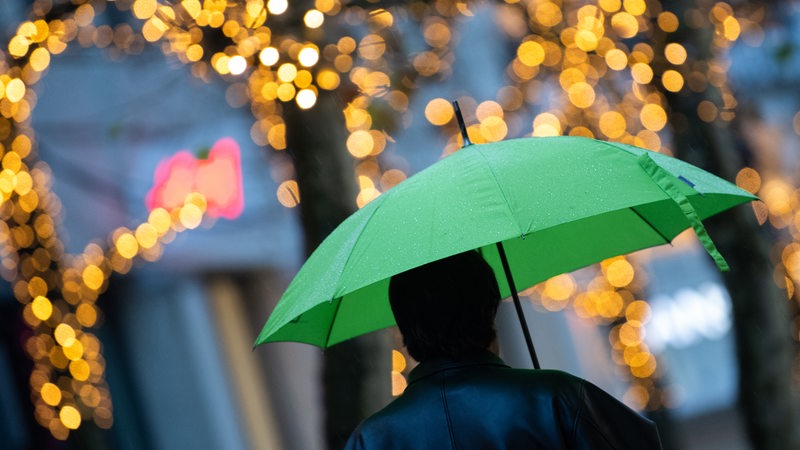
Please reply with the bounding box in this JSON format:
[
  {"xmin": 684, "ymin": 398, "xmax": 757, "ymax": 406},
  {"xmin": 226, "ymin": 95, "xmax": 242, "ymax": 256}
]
[{"xmin": 452, "ymin": 100, "xmax": 472, "ymax": 148}]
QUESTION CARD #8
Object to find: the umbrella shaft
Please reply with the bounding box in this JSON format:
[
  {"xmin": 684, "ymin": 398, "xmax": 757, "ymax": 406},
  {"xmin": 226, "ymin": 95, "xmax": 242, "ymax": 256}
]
[
  {"xmin": 496, "ymin": 242, "xmax": 541, "ymax": 369},
  {"xmin": 452, "ymin": 101, "xmax": 472, "ymax": 147}
]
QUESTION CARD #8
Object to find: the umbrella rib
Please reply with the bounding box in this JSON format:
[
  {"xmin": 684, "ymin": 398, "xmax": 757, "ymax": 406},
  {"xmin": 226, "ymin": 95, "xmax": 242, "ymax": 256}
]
[
  {"xmin": 320, "ymin": 200, "xmax": 389, "ymax": 347},
  {"xmin": 333, "ymin": 200, "xmax": 387, "ymax": 294},
  {"xmin": 629, "ymin": 207, "xmax": 671, "ymax": 244},
  {"xmin": 323, "ymin": 296, "xmax": 343, "ymax": 347},
  {"xmin": 473, "ymin": 146, "xmax": 524, "ymax": 237}
]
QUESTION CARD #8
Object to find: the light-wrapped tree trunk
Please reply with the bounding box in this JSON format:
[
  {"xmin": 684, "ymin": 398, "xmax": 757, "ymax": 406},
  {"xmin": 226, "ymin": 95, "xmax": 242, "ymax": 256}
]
[
  {"xmin": 284, "ymin": 91, "xmax": 392, "ymax": 450},
  {"xmin": 661, "ymin": 3, "xmax": 800, "ymax": 448}
]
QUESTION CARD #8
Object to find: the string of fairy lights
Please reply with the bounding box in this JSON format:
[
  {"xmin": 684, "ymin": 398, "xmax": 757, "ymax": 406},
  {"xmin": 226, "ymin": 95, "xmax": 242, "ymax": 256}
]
[{"xmin": 0, "ymin": 0, "xmax": 790, "ymax": 439}]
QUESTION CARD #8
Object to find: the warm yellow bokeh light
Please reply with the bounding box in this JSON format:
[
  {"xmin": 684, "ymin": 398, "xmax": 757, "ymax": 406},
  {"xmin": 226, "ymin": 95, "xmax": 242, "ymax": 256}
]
[
  {"xmin": 115, "ymin": 232, "xmax": 139, "ymax": 259},
  {"xmin": 392, "ymin": 349, "xmax": 407, "ymax": 372},
  {"xmin": 277, "ymin": 180, "xmax": 300, "ymax": 208},
  {"xmin": 82, "ymin": 265, "xmax": 104, "ymax": 291},
  {"xmin": 259, "ymin": 47, "xmax": 279, "ymax": 66},
  {"xmin": 611, "ymin": 12, "xmax": 639, "ymax": 38},
  {"xmin": 575, "ymin": 29, "xmax": 599, "ymax": 52},
  {"xmin": 28, "ymin": 276, "xmax": 48, "ymax": 298},
  {"xmin": 316, "ymin": 0, "xmax": 336, "ymax": 13},
  {"xmin": 317, "ymin": 69, "xmax": 340, "ymax": 90},
  {"xmin": 184, "ymin": 192, "xmax": 207, "ymax": 212},
  {"xmin": 424, "ymin": 98, "xmax": 454, "ymax": 126},
  {"xmin": 338, "ymin": 36, "xmax": 356, "ymax": 54},
  {"xmin": 391, "ymin": 371, "xmax": 408, "ymax": 397},
  {"xmin": 480, "ymin": 116, "xmax": 508, "ymax": 142},
  {"xmin": 267, "ymin": 0, "xmax": 288, "ymax": 14},
  {"xmin": 357, "ymin": 187, "xmax": 381, "ymax": 208},
  {"xmin": 261, "ymin": 82, "xmax": 278, "ymax": 101},
  {"xmin": 277, "ymin": 63, "xmax": 298, "ymax": 82},
  {"xmin": 15, "ymin": 171, "xmax": 33, "ymax": 195},
  {"xmin": 599, "ymin": 0, "xmax": 621, "ymax": 12},
  {"xmin": 661, "ymin": 70, "xmax": 684, "ymax": 92},
  {"xmin": 605, "ymin": 48, "xmax": 628, "ymax": 71},
  {"xmin": 657, "ymin": 11, "xmax": 679, "ymax": 32},
  {"xmin": 298, "ymin": 47, "xmax": 320, "ymax": 67},
  {"xmin": 268, "ymin": 123, "xmax": 287, "ymax": 150},
  {"xmin": 59, "ymin": 405, "xmax": 81, "ymax": 430},
  {"xmin": 8, "ymin": 35, "xmax": 29, "ymax": 58},
  {"xmin": 697, "ymin": 100, "xmax": 718, "ymax": 123},
  {"xmin": 41, "ymin": 382, "xmax": 62, "ymax": 406},
  {"xmin": 631, "ymin": 62, "xmax": 653, "ymax": 84},
  {"xmin": 6, "ymin": 78, "xmax": 26, "ymax": 103},
  {"xmin": 599, "ymin": 111, "xmax": 626, "ymax": 138},
  {"xmin": 296, "ymin": 89, "xmax": 317, "ymax": 109},
  {"xmin": 625, "ymin": 300, "xmax": 651, "ymax": 323},
  {"xmin": 135, "ymin": 223, "xmax": 159, "ymax": 249},
  {"xmin": 568, "ymin": 81, "xmax": 595, "ymax": 108},
  {"xmin": 54, "ymin": 323, "xmax": 76, "ymax": 347},
  {"xmin": 630, "ymin": 354, "xmax": 657, "ymax": 378},
  {"xmin": 31, "ymin": 295, "xmax": 53, "ymax": 321},
  {"xmin": 148, "ymin": 208, "xmax": 172, "ymax": 235},
  {"xmin": 624, "ymin": 384, "xmax": 650, "ymax": 410},
  {"xmin": 186, "ymin": 44, "xmax": 204, "ymax": 62},
  {"xmin": 63, "ymin": 340, "xmax": 84, "ymax": 361},
  {"xmin": 69, "ymin": 359, "xmax": 91, "ymax": 381},
  {"xmin": 622, "ymin": 0, "xmax": 646, "ymax": 16},
  {"xmin": 358, "ymin": 34, "xmax": 386, "ymax": 61},
  {"xmin": 347, "ymin": 130, "xmax": 374, "ymax": 158},
  {"xmin": 295, "ymin": 70, "xmax": 313, "ymax": 89},
  {"xmin": 532, "ymin": 113, "xmax": 562, "ymax": 136},
  {"xmin": 517, "ymin": 41, "xmax": 545, "ymax": 67},
  {"xmin": 213, "ymin": 54, "xmax": 232, "ymax": 75},
  {"xmin": 640, "ymin": 104, "xmax": 667, "ymax": 131},
  {"xmin": 636, "ymin": 130, "xmax": 661, "ymax": 151},
  {"xmin": 543, "ymin": 274, "xmax": 576, "ymax": 301},
  {"xmin": 606, "ymin": 258, "xmax": 635, "ymax": 287},
  {"xmin": 423, "ymin": 20, "xmax": 450, "ymax": 48},
  {"xmin": 228, "ymin": 55, "xmax": 247, "ymax": 75},
  {"xmin": 276, "ymin": 83, "xmax": 296, "ymax": 102},
  {"xmin": 76, "ymin": 303, "xmax": 98, "ymax": 327},
  {"xmin": 334, "ymin": 54, "xmax": 353, "ymax": 73},
  {"xmin": 569, "ymin": 127, "xmax": 594, "ymax": 138},
  {"xmin": 664, "ymin": 43, "xmax": 687, "ymax": 65},
  {"xmin": 736, "ymin": 167, "xmax": 761, "ymax": 194},
  {"xmin": 619, "ymin": 323, "xmax": 644, "ymax": 347},
  {"xmin": 304, "ymin": 9, "xmax": 325, "ymax": 28},
  {"xmin": 132, "ymin": 0, "xmax": 158, "ymax": 19},
  {"xmin": 4, "ymin": 151, "xmax": 22, "ymax": 172},
  {"xmin": 475, "ymin": 101, "xmax": 503, "ymax": 122},
  {"xmin": 179, "ymin": 204, "xmax": 203, "ymax": 229},
  {"xmin": 723, "ymin": 16, "xmax": 741, "ymax": 41},
  {"xmin": 535, "ymin": 2, "xmax": 562, "ymax": 27},
  {"xmin": 380, "ymin": 169, "xmax": 407, "ymax": 190},
  {"xmin": 30, "ymin": 47, "xmax": 51, "ymax": 72}
]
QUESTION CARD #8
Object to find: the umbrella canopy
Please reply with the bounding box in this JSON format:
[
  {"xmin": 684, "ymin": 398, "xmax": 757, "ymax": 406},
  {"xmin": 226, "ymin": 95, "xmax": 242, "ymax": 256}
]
[{"xmin": 255, "ymin": 136, "xmax": 756, "ymax": 350}]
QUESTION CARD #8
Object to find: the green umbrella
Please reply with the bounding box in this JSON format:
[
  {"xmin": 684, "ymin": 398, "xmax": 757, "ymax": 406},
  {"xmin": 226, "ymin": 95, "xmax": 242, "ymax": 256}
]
[{"xmin": 254, "ymin": 132, "xmax": 756, "ymax": 368}]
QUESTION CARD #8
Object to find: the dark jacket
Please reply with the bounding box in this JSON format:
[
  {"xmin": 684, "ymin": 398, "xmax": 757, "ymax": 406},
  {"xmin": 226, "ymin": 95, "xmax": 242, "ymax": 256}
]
[{"xmin": 344, "ymin": 351, "xmax": 663, "ymax": 449}]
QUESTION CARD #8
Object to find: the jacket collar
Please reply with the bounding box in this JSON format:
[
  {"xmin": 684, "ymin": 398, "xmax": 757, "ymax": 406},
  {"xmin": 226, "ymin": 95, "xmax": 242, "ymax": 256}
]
[{"xmin": 408, "ymin": 349, "xmax": 510, "ymax": 385}]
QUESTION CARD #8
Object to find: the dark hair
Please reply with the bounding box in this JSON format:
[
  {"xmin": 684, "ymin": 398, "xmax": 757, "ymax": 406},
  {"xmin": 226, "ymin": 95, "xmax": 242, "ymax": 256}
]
[{"xmin": 389, "ymin": 250, "xmax": 501, "ymax": 361}]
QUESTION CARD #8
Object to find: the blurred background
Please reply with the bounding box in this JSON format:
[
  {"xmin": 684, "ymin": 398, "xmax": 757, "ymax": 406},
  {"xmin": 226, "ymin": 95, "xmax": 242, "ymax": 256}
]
[{"xmin": 0, "ymin": 0, "xmax": 798, "ymax": 449}]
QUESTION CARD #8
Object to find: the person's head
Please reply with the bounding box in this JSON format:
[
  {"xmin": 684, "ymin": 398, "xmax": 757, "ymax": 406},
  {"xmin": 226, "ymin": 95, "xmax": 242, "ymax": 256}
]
[{"xmin": 389, "ymin": 250, "xmax": 501, "ymax": 361}]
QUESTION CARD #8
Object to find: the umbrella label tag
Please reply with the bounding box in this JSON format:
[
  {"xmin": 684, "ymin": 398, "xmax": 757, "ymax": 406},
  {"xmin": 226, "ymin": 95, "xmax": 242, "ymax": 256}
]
[
  {"xmin": 678, "ymin": 175, "xmax": 696, "ymax": 189},
  {"xmin": 638, "ymin": 153, "xmax": 730, "ymax": 272}
]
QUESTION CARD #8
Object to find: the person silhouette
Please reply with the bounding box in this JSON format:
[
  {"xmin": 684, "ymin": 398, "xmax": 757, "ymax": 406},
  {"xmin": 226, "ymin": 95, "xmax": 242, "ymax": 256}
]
[{"xmin": 344, "ymin": 250, "xmax": 663, "ymax": 449}]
